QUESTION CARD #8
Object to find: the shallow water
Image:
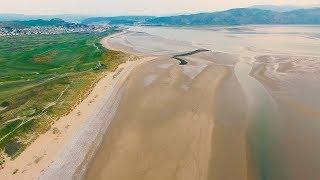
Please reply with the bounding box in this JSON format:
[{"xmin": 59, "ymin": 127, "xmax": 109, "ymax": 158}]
[
  {"xmin": 87, "ymin": 25, "xmax": 320, "ymax": 180},
  {"xmin": 235, "ymin": 61, "xmax": 285, "ymax": 179},
  {"xmin": 131, "ymin": 25, "xmax": 320, "ymax": 56}
]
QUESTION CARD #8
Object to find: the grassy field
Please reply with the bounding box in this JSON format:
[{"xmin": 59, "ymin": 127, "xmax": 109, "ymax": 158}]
[{"xmin": 0, "ymin": 31, "xmax": 128, "ymax": 161}]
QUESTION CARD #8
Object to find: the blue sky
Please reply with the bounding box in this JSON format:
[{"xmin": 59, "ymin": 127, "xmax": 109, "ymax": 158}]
[{"xmin": 1, "ymin": 0, "xmax": 319, "ymax": 15}]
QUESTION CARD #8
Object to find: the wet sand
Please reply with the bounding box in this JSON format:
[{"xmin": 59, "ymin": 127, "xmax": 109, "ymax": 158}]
[
  {"xmin": 86, "ymin": 26, "xmax": 320, "ymax": 180},
  {"xmin": 208, "ymin": 62, "xmax": 248, "ymax": 180},
  {"xmin": 250, "ymin": 54, "xmax": 320, "ymax": 180},
  {"xmin": 85, "ymin": 32, "xmax": 249, "ymax": 180},
  {"xmin": 85, "ymin": 57, "xmax": 229, "ymax": 180}
]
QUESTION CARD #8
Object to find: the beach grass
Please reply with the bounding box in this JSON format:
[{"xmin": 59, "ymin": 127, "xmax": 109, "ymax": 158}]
[{"xmin": 0, "ymin": 31, "xmax": 127, "ymax": 159}]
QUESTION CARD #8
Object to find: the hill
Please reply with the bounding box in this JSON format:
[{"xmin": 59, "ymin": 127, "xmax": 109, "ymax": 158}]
[
  {"xmin": 145, "ymin": 8, "xmax": 320, "ymax": 25},
  {"xmin": 0, "ymin": 14, "xmax": 90, "ymax": 23},
  {"xmin": 5, "ymin": 7, "xmax": 320, "ymax": 27},
  {"xmin": 0, "ymin": 18, "xmax": 86, "ymax": 29},
  {"xmin": 249, "ymin": 4, "xmax": 320, "ymax": 12},
  {"xmin": 81, "ymin": 16, "xmax": 155, "ymax": 25},
  {"xmin": 249, "ymin": 5, "xmax": 304, "ymax": 12}
]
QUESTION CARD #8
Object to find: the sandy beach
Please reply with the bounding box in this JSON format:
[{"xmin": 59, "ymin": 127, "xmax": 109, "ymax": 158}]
[
  {"xmin": 0, "ymin": 33, "xmax": 156, "ymax": 180},
  {"xmin": 84, "ymin": 58, "xmax": 229, "ymax": 180},
  {"xmin": 83, "ymin": 31, "xmax": 249, "ymax": 180}
]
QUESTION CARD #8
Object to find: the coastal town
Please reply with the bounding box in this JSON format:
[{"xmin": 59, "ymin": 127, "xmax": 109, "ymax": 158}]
[{"xmin": 0, "ymin": 23, "xmax": 110, "ymax": 36}]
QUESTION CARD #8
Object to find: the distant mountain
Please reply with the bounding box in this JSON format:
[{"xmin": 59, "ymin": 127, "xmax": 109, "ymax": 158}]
[
  {"xmin": 0, "ymin": 18, "xmax": 86, "ymax": 29},
  {"xmin": 145, "ymin": 8, "xmax": 320, "ymax": 26},
  {"xmin": 281, "ymin": 8, "xmax": 320, "ymax": 24},
  {"xmin": 81, "ymin": 16, "xmax": 155, "ymax": 25},
  {"xmin": 249, "ymin": 5, "xmax": 303, "ymax": 12},
  {"xmin": 249, "ymin": 5, "xmax": 320, "ymax": 12},
  {"xmin": 0, "ymin": 14, "xmax": 90, "ymax": 23},
  {"xmin": 0, "ymin": 14, "xmax": 26, "ymax": 21},
  {"xmin": 3, "ymin": 6, "xmax": 320, "ymax": 27}
]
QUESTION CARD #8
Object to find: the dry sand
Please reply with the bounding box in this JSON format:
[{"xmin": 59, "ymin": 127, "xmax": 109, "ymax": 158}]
[{"xmin": 0, "ymin": 33, "xmax": 156, "ymax": 180}]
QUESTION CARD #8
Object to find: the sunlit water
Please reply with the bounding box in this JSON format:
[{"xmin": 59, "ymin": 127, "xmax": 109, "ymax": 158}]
[{"xmin": 130, "ymin": 25, "xmax": 320, "ymax": 56}]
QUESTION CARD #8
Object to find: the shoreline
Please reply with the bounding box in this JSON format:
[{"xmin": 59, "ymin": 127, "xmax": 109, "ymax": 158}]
[
  {"xmin": 40, "ymin": 56, "xmax": 156, "ymax": 180},
  {"xmin": 0, "ymin": 33, "xmax": 156, "ymax": 180}
]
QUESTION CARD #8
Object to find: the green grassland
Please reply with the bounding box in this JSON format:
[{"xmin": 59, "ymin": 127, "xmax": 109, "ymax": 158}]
[{"xmin": 0, "ymin": 31, "xmax": 127, "ymax": 160}]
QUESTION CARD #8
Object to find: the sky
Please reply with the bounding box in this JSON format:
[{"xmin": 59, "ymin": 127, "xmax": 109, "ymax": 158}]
[{"xmin": 1, "ymin": 0, "xmax": 319, "ymax": 16}]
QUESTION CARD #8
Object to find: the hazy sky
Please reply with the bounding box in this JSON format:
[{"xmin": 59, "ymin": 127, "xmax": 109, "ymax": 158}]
[{"xmin": 1, "ymin": 0, "xmax": 319, "ymax": 15}]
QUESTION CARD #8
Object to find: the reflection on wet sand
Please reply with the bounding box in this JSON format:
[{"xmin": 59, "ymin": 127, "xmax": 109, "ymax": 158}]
[{"xmin": 86, "ymin": 25, "xmax": 320, "ymax": 180}]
